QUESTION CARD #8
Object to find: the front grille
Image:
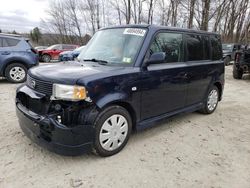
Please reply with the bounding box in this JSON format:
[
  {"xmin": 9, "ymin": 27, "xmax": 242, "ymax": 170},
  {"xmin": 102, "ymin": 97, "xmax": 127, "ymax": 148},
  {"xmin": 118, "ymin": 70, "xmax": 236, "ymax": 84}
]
[{"xmin": 26, "ymin": 74, "xmax": 53, "ymax": 96}]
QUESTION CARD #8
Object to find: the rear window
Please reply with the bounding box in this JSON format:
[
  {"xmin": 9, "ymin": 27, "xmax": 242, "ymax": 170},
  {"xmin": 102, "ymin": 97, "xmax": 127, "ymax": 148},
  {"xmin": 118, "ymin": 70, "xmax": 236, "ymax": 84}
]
[{"xmin": 210, "ymin": 35, "xmax": 222, "ymax": 60}]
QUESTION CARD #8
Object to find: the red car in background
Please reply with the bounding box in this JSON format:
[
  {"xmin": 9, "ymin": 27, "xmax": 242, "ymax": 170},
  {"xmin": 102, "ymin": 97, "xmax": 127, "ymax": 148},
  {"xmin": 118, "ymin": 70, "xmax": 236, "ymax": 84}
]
[{"xmin": 38, "ymin": 44, "xmax": 79, "ymax": 62}]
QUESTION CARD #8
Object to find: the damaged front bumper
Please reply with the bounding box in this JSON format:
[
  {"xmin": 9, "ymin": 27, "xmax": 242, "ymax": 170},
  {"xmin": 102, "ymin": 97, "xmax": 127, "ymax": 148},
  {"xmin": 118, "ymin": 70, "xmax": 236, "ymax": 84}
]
[{"xmin": 16, "ymin": 85, "xmax": 96, "ymax": 156}]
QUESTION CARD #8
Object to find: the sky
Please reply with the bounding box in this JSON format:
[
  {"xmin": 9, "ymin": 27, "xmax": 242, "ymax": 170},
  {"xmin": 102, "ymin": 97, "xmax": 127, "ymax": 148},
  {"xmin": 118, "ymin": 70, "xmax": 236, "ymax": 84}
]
[{"xmin": 0, "ymin": 0, "xmax": 49, "ymax": 33}]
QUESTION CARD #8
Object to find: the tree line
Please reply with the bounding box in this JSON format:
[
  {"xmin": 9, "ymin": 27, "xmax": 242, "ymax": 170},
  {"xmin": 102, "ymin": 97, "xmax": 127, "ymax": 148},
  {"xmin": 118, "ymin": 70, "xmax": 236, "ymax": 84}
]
[{"xmin": 31, "ymin": 0, "xmax": 250, "ymax": 45}]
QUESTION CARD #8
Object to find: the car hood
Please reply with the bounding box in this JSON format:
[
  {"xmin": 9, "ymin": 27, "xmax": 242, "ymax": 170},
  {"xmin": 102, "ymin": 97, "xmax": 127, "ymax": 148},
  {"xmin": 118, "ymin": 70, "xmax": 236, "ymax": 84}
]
[{"xmin": 28, "ymin": 62, "xmax": 124, "ymax": 85}]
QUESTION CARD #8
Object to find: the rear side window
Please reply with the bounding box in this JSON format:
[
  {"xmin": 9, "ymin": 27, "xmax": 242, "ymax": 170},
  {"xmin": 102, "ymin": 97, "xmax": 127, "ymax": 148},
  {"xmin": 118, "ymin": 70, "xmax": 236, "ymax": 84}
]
[
  {"xmin": 210, "ymin": 35, "xmax": 222, "ymax": 60},
  {"xmin": 63, "ymin": 45, "xmax": 76, "ymax": 50},
  {"xmin": 149, "ymin": 32, "xmax": 183, "ymax": 63},
  {"xmin": 186, "ymin": 34, "xmax": 211, "ymax": 61},
  {"xmin": 203, "ymin": 36, "xmax": 210, "ymax": 60},
  {"xmin": 2, "ymin": 38, "xmax": 20, "ymax": 47},
  {"xmin": 186, "ymin": 34, "xmax": 202, "ymax": 61}
]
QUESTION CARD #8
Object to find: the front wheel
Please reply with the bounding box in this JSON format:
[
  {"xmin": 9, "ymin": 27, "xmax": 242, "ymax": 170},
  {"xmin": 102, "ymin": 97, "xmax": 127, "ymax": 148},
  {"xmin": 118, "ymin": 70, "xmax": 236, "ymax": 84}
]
[
  {"xmin": 94, "ymin": 106, "xmax": 132, "ymax": 157},
  {"xmin": 200, "ymin": 86, "xmax": 219, "ymax": 114}
]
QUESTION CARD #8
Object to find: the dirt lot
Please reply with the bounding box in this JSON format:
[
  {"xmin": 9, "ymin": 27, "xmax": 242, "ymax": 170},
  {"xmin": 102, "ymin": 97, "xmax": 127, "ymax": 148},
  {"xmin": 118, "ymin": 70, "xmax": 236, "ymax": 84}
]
[{"xmin": 0, "ymin": 66, "xmax": 249, "ymax": 188}]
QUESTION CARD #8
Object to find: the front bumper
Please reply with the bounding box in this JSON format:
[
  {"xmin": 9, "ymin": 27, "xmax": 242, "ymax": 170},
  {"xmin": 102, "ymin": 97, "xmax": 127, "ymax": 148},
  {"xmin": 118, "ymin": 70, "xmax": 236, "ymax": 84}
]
[{"xmin": 16, "ymin": 86, "xmax": 95, "ymax": 156}]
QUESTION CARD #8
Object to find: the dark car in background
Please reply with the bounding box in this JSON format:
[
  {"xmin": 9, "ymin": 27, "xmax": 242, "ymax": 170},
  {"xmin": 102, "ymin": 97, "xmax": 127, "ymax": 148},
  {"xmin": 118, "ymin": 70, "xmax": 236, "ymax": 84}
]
[
  {"xmin": 38, "ymin": 44, "xmax": 78, "ymax": 62},
  {"xmin": 59, "ymin": 46, "xmax": 85, "ymax": 61},
  {"xmin": 16, "ymin": 25, "xmax": 224, "ymax": 157},
  {"xmin": 0, "ymin": 33, "xmax": 38, "ymax": 83},
  {"xmin": 222, "ymin": 43, "xmax": 242, "ymax": 65},
  {"xmin": 233, "ymin": 45, "xmax": 250, "ymax": 79}
]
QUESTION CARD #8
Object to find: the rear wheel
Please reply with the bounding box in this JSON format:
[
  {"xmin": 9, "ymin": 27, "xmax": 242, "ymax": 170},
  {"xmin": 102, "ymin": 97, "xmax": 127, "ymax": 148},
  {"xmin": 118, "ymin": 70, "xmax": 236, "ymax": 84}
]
[
  {"xmin": 94, "ymin": 106, "xmax": 132, "ymax": 157},
  {"xmin": 200, "ymin": 86, "xmax": 219, "ymax": 114},
  {"xmin": 5, "ymin": 63, "xmax": 27, "ymax": 83},
  {"xmin": 233, "ymin": 65, "xmax": 243, "ymax": 79},
  {"xmin": 42, "ymin": 54, "xmax": 51, "ymax": 62}
]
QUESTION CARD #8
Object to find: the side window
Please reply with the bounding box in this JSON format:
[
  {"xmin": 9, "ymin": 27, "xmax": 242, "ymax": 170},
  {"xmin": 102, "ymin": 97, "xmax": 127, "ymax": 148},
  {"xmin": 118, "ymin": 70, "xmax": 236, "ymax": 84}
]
[
  {"xmin": 53, "ymin": 45, "xmax": 61, "ymax": 50},
  {"xmin": 63, "ymin": 45, "xmax": 75, "ymax": 50},
  {"xmin": 210, "ymin": 35, "xmax": 222, "ymax": 60},
  {"xmin": 1, "ymin": 38, "xmax": 19, "ymax": 47},
  {"xmin": 6, "ymin": 38, "xmax": 19, "ymax": 46},
  {"xmin": 0, "ymin": 38, "xmax": 3, "ymax": 47},
  {"xmin": 62, "ymin": 45, "xmax": 69, "ymax": 50},
  {"xmin": 203, "ymin": 36, "xmax": 210, "ymax": 60},
  {"xmin": 149, "ymin": 32, "xmax": 183, "ymax": 63},
  {"xmin": 186, "ymin": 34, "xmax": 203, "ymax": 61},
  {"xmin": 2, "ymin": 38, "xmax": 9, "ymax": 47}
]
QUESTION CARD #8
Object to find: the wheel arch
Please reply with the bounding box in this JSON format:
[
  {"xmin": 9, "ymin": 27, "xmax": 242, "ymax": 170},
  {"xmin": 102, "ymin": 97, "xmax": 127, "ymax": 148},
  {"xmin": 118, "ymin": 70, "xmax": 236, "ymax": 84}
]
[
  {"xmin": 214, "ymin": 81, "xmax": 223, "ymax": 101},
  {"xmin": 97, "ymin": 99, "xmax": 137, "ymax": 131},
  {"xmin": 3, "ymin": 59, "xmax": 29, "ymax": 76}
]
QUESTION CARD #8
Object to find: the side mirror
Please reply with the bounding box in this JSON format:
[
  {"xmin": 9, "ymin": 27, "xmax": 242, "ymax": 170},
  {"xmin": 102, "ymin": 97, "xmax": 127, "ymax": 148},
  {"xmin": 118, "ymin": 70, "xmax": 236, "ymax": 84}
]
[{"xmin": 145, "ymin": 52, "xmax": 166, "ymax": 66}]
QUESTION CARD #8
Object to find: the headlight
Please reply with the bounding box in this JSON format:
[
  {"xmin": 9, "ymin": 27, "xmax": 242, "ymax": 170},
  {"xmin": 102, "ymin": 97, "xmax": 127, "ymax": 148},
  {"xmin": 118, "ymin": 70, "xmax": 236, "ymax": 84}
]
[{"xmin": 52, "ymin": 84, "xmax": 87, "ymax": 101}]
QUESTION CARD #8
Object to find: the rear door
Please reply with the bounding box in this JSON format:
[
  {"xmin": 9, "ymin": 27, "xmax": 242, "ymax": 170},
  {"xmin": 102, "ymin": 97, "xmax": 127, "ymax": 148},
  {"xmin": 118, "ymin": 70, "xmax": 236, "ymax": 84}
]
[
  {"xmin": 184, "ymin": 34, "xmax": 222, "ymax": 106},
  {"xmin": 0, "ymin": 37, "xmax": 21, "ymax": 74},
  {"xmin": 140, "ymin": 31, "xmax": 188, "ymax": 120}
]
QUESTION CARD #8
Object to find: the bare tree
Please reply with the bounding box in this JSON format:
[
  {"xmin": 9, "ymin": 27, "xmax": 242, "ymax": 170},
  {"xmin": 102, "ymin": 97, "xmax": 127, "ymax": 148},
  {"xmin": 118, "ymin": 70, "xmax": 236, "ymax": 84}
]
[
  {"xmin": 200, "ymin": 0, "xmax": 211, "ymax": 31},
  {"xmin": 41, "ymin": 0, "xmax": 250, "ymax": 44},
  {"xmin": 169, "ymin": 0, "xmax": 180, "ymax": 27},
  {"xmin": 188, "ymin": 0, "xmax": 196, "ymax": 28}
]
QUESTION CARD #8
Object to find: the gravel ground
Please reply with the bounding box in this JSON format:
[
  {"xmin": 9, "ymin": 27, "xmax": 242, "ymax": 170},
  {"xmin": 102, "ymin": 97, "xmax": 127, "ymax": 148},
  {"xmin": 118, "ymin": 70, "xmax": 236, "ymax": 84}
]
[{"xmin": 0, "ymin": 66, "xmax": 249, "ymax": 188}]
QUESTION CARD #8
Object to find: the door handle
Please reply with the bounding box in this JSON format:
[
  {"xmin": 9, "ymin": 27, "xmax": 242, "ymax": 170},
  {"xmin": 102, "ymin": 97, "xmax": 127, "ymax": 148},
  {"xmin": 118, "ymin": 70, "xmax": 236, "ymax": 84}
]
[
  {"xmin": 179, "ymin": 72, "xmax": 189, "ymax": 79},
  {"xmin": 1, "ymin": 51, "xmax": 10, "ymax": 55},
  {"xmin": 184, "ymin": 73, "xmax": 189, "ymax": 79}
]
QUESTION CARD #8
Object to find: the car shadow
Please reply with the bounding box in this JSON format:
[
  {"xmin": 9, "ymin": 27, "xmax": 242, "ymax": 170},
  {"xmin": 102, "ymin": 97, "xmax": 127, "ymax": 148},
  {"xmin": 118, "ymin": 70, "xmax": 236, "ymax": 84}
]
[{"xmin": 0, "ymin": 78, "xmax": 9, "ymax": 84}]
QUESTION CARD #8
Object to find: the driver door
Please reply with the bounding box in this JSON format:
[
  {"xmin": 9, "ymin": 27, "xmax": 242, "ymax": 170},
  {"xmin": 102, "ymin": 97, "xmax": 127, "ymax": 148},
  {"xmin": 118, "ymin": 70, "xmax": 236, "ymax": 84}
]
[{"xmin": 140, "ymin": 32, "xmax": 188, "ymax": 120}]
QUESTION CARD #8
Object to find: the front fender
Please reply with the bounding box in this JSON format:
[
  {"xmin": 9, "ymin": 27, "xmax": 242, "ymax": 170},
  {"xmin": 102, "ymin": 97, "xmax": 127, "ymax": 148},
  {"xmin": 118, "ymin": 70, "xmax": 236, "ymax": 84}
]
[{"xmin": 95, "ymin": 92, "xmax": 128, "ymax": 109}]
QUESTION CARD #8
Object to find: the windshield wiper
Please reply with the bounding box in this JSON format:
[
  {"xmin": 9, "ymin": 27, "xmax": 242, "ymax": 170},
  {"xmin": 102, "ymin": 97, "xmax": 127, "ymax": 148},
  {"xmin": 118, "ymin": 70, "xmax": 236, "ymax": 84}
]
[{"xmin": 83, "ymin": 58, "xmax": 108, "ymax": 65}]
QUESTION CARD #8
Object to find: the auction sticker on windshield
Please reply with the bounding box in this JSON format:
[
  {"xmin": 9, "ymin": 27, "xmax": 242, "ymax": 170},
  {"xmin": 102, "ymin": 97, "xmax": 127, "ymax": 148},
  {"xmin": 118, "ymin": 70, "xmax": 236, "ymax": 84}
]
[{"xmin": 123, "ymin": 28, "xmax": 146, "ymax": 37}]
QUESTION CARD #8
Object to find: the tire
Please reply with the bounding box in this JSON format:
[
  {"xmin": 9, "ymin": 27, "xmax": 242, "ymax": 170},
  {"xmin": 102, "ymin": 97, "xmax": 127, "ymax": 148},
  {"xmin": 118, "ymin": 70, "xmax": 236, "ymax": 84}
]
[
  {"xmin": 5, "ymin": 63, "xmax": 27, "ymax": 83},
  {"xmin": 233, "ymin": 65, "xmax": 243, "ymax": 79},
  {"xmin": 42, "ymin": 54, "xmax": 51, "ymax": 62},
  {"xmin": 200, "ymin": 86, "xmax": 219, "ymax": 114},
  {"xmin": 224, "ymin": 56, "xmax": 231, "ymax": 66},
  {"xmin": 94, "ymin": 105, "xmax": 132, "ymax": 157}
]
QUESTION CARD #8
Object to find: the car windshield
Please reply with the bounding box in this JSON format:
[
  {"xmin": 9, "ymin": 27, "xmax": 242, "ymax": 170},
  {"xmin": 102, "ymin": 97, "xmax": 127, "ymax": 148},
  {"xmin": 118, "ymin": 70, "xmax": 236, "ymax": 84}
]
[
  {"xmin": 222, "ymin": 44, "xmax": 233, "ymax": 51},
  {"xmin": 78, "ymin": 28, "xmax": 147, "ymax": 66},
  {"xmin": 74, "ymin": 46, "xmax": 85, "ymax": 52},
  {"xmin": 47, "ymin": 45, "xmax": 60, "ymax": 50}
]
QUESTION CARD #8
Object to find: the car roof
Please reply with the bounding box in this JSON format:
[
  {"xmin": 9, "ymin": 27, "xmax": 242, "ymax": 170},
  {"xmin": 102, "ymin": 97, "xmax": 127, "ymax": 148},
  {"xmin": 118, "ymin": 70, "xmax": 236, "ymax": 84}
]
[
  {"xmin": 100, "ymin": 24, "xmax": 219, "ymax": 35},
  {"xmin": 0, "ymin": 33, "xmax": 22, "ymax": 39},
  {"xmin": 0, "ymin": 33, "xmax": 30, "ymax": 41}
]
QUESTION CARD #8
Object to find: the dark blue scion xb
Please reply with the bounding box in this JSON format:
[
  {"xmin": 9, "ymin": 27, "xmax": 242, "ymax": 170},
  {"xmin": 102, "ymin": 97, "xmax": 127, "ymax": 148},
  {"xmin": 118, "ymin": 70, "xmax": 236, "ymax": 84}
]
[{"xmin": 16, "ymin": 25, "xmax": 224, "ymax": 157}]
